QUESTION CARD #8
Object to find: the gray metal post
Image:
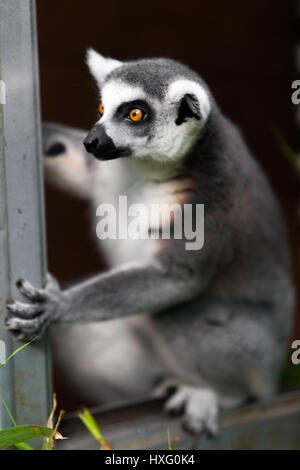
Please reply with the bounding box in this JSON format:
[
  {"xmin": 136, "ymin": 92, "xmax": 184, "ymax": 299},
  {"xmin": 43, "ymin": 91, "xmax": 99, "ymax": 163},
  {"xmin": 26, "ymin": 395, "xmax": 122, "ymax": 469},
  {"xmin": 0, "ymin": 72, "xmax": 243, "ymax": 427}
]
[{"xmin": 0, "ymin": 0, "xmax": 51, "ymax": 430}]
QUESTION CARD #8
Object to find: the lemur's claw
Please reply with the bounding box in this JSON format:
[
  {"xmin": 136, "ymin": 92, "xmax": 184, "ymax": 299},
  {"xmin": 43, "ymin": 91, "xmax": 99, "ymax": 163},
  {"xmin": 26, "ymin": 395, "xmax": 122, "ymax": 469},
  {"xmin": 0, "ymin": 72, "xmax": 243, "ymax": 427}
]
[
  {"xmin": 164, "ymin": 386, "xmax": 219, "ymax": 437},
  {"xmin": 5, "ymin": 273, "xmax": 62, "ymax": 340}
]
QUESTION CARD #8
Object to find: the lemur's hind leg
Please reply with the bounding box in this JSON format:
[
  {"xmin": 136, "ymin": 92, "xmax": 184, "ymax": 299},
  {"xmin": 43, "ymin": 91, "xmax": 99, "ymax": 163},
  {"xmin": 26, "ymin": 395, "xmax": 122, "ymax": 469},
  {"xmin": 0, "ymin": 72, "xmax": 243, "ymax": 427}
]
[{"xmin": 156, "ymin": 298, "xmax": 289, "ymax": 435}]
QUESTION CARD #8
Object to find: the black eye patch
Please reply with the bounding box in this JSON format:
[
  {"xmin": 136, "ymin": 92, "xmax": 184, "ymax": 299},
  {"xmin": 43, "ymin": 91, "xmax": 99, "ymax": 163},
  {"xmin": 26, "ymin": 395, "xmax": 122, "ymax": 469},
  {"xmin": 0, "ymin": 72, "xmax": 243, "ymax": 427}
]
[{"xmin": 115, "ymin": 100, "xmax": 152, "ymax": 122}]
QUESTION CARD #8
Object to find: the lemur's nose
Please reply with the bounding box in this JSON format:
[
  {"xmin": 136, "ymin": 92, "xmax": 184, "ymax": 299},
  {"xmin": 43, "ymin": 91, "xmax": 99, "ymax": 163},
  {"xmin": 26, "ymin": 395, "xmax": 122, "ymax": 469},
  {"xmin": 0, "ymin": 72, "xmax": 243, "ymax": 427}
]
[
  {"xmin": 83, "ymin": 126, "xmax": 100, "ymax": 153},
  {"xmin": 84, "ymin": 136, "xmax": 98, "ymax": 153},
  {"xmin": 83, "ymin": 124, "xmax": 114, "ymax": 158}
]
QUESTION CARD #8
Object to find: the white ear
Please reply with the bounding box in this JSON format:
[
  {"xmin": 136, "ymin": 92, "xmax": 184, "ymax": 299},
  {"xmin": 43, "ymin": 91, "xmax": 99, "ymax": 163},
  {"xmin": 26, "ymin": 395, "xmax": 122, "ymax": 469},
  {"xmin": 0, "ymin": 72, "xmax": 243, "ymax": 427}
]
[
  {"xmin": 86, "ymin": 48, "xmax": 122, "ymax": 86},
  {"xmin": 167, "ymin": 79, "xmax": 211, "ymax": 122}
]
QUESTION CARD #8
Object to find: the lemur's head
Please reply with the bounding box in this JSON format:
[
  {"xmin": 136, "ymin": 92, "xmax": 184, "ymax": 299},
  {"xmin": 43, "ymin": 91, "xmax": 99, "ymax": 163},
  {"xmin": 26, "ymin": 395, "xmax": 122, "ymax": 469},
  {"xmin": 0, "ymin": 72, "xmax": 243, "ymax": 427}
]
[{"xmin": 84, "ymin": 50, "xmax": 212, "ymax": 163}]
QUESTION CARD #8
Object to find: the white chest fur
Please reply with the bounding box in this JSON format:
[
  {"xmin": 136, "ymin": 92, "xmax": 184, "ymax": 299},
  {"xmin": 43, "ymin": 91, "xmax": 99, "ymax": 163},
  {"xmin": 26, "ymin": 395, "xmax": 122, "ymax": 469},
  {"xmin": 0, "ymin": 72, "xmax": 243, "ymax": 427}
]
[{"xmin": 91, "ymin": 158, "xmax": 184, "ymax": 266}]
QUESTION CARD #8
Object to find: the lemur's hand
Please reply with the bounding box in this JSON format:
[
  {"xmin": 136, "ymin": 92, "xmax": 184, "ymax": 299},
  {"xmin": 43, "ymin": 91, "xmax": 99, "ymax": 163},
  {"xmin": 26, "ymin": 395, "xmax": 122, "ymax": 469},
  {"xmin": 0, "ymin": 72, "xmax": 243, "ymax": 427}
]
[{"xmin": 5, "ymin": 274, "xmax": 63, "ymax": 340}]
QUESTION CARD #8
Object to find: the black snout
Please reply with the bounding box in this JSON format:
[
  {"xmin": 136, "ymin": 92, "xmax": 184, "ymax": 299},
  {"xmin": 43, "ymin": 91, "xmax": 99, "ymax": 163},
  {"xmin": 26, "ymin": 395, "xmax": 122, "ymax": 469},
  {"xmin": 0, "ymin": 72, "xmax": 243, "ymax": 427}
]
[
  {"xmin": 84, "ymin": 124, "xmax": 114, "ymax": 157},
  {"xmin": 84, "ymin": 134, "xmax": 99, "ymax": 153},
  {"xmin": 83, "ymin": 125, "xmax": 130, "ymax": 161}
]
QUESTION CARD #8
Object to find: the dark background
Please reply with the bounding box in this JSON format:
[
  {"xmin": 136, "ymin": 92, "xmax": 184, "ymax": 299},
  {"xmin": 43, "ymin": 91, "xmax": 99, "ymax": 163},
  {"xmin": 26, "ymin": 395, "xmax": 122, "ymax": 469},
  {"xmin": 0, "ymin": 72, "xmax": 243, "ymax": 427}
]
[{"xmin": 36, "ymin": 0, "xmax": 300, "ymax": 406}]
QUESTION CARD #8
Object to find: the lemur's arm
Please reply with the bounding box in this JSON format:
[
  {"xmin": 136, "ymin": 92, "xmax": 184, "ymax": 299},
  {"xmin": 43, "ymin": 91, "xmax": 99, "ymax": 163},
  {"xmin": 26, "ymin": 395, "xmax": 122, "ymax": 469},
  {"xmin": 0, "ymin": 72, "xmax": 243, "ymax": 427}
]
[
  {"xmin": 5, "ymin": 237, "xmax": 221, "ymax": 340},
  {"xmin": 56, "ymin": 253, "xmax": 206, "ymax": 322}
]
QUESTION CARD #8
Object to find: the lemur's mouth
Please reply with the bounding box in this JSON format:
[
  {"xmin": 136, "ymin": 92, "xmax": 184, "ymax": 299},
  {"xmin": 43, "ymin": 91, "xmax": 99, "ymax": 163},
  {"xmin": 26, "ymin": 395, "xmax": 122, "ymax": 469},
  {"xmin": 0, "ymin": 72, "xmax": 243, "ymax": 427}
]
[
  {"xmin": 92, "ymin": 148, "xmax": 131, "ymax": 161},
  {"xmin": 88, "ymin": 146, "xmax": 131, "ymax": 161}
]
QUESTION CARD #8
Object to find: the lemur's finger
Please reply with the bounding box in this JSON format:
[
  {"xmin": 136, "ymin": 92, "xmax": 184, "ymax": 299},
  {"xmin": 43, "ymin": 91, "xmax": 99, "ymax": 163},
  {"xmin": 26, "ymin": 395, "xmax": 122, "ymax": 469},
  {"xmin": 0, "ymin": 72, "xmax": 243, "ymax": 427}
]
[
  {"xmin": 16, "ymin": 278, "xmax": 46, "ymax": 302},
  {"xmin": 5, "ymin": 316, "xmax": 41, "ymax": 334},
  {"xmin": 6, "ymin": 300, "xmax": 44, "ymax": 318}
]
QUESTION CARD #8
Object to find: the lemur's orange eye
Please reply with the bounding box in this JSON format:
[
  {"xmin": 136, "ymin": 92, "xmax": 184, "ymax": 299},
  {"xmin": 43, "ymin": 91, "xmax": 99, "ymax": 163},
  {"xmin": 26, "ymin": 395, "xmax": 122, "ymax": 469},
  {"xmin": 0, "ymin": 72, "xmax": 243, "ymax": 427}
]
[
  {"xmin": 99, "ymin": 103, "xmax": 104, "ymax": 115},
  {"xmin": 129, "ymin": 108, "xmax": 143, "ymax": 122}
]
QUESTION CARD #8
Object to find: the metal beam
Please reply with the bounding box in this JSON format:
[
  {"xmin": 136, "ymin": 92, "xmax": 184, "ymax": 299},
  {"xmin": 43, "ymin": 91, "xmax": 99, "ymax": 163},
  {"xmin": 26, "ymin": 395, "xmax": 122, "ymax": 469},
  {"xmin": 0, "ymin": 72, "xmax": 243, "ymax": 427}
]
[
  {"xmin": 57, "ymin": 391, "xmax": 300, "ymax": 450},
  {"xmin": 0, "ymin": 0, "xmax": 51, "ymax": 432}
]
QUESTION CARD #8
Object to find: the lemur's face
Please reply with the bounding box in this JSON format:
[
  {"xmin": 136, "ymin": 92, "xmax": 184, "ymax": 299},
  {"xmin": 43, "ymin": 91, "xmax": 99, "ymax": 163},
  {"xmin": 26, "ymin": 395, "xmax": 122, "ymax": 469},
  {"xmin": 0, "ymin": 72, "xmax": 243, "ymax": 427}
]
[{"xmin": 84, "ymin": 50, "xmax": 212, "ymax": 163}]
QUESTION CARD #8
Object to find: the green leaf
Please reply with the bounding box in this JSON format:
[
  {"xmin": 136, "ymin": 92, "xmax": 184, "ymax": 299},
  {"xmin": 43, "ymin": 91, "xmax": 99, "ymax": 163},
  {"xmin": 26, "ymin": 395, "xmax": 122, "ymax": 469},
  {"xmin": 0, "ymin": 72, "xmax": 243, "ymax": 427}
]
[
  {"xmin": 41, "ymin": 437, "xmax": 48, "ymax": 451},
  {"xmin": 1, "ymin": 400, "xmax": 34, "ymax": 450},
  {"xmin": 0, "ymin": 425, "xmax": 54, "ymax": 450},
  {"xmin": 14, "ymin": 442, "xmax": 34, "ymax": 450}
]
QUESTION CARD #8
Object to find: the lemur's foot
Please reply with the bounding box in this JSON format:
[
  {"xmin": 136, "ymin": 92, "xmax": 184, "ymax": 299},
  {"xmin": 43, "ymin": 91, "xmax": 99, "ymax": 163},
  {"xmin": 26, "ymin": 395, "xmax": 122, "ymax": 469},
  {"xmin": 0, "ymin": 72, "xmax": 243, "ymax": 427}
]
[
  {"xmin": 164, "ymin": 385, "xmax": 219, "ymax": 437},
  {"xmin": 5, "ymin": 274, "xmax": 62, "ymax": 340}
]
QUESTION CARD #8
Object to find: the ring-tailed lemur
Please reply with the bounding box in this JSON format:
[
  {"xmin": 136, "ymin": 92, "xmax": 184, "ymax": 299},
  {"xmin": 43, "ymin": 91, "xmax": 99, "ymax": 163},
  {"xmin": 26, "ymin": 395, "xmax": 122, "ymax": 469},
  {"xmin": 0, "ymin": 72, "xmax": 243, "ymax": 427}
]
[{"xmin": 5, "ymin": 50, "xmax": 294, "ymax": 436}]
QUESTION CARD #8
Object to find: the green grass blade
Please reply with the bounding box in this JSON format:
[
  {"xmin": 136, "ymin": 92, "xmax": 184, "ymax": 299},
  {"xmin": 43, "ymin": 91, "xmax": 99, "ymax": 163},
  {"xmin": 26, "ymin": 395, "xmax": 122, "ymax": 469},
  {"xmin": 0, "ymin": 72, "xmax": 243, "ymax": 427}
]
[
  {"xmin": 78, "ymin": 408, "xmax": 111, "ymax": 449},
  {"xmin": 281, "ymin": 364, "xmax": 300, "ymax": 390},
  {"xmin": 273, "ymin": 127, "xmax": 300, "ymax": 173},
  {"xmin": 0, "ymin": 425, "xmax": 53, "ymax": 450},
  {"xmin": 167, "ymin": 428, "xmax": 172, "ymax": 450},
  {"xmin": 2, "ymin": 400, "xmax": 16, "ymax": 427},
  {"xmin": 0, "ymin": 340, "xmax": 33, "ymax": 369},
  {"xmin": 78, "ymin": 408, "xmax": 103, "ymax": 444}
]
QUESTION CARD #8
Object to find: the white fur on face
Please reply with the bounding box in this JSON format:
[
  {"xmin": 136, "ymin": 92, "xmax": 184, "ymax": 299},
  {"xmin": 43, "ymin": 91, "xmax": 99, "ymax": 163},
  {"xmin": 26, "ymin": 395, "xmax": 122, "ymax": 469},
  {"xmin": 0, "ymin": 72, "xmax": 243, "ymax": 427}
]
[{"xmin": 99, "ymin": 81, "xmax": 148, "ymax": 124}]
